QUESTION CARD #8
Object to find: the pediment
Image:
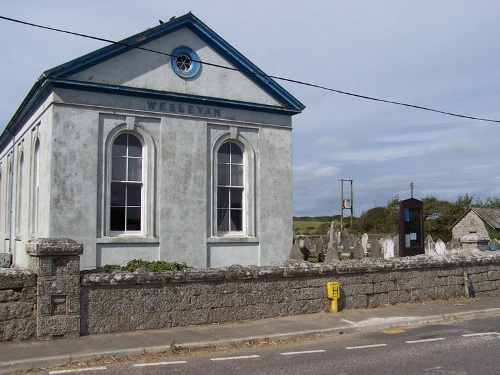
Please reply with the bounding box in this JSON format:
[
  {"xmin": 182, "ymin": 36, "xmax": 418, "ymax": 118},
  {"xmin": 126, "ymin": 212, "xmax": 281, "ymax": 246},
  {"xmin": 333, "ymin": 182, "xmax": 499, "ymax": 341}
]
[{"xmin": 44, "ymin": 13, "xmax": 304, "ymax": 113}]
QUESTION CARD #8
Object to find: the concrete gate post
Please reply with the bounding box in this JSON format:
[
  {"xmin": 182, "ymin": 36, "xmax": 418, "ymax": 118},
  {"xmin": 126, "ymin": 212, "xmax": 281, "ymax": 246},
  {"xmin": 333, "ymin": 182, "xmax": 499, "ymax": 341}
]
[{"xmin": 26, "ymin": 238, "xmax": 83, "ymax": 339}]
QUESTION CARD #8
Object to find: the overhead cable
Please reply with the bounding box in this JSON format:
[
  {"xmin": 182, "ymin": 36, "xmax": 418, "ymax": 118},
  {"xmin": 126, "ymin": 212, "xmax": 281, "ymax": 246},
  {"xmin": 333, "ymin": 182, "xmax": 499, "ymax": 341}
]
[{"xmin": 1, "ymin": 14, "xmax": 499, "ymax": 124}]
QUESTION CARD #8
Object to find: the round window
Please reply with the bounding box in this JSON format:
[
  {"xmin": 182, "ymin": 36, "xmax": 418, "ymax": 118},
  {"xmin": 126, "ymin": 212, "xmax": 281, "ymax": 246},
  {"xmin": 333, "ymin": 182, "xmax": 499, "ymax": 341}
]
[{"xmin": 171, "ymin": 46, "xmax": 201, "ymax": 78}]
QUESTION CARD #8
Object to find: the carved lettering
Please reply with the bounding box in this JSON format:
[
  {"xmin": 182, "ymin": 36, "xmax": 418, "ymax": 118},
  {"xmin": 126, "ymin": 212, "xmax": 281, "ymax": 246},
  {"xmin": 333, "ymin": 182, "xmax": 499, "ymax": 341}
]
[{"xmin": 146, "ymin": 101, "xmax": 221, "ymax": 117}]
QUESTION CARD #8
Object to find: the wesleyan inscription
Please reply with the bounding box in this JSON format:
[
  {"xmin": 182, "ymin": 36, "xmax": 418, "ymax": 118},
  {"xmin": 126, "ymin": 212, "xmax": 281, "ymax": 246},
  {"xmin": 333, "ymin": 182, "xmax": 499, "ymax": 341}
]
[{"xmin": 147, "ymin": 101, "xmax": 221, "ymax": 118}]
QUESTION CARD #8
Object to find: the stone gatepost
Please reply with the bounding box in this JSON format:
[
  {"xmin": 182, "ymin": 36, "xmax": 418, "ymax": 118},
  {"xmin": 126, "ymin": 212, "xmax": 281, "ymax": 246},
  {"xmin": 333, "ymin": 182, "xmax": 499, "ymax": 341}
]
[{"xmin": 26, "ymin": 238, "xmax": 83, "ymax": 339}]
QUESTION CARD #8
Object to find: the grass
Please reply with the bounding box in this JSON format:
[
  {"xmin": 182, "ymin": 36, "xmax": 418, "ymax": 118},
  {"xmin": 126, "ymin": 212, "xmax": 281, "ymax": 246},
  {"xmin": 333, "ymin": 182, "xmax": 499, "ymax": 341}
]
[{"xmin": 293, "ymin": 219, "xmax": 331, "ymax": 235}]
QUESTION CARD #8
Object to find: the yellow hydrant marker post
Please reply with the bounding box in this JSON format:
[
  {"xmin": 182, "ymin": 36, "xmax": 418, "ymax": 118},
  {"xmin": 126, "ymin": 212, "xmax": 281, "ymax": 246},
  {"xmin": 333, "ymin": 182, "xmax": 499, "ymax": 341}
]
[{"xmin": 327, "ymin": 281, "xmax": 340, "ymax": 312}]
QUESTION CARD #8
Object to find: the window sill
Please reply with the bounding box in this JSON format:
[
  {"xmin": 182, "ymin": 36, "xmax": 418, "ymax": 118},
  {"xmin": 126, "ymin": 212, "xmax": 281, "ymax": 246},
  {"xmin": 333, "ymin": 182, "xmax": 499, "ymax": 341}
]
[
  {"xmin": 97, "ymin": 236, "xmax": 159, "ymax": 244},
  {"xmin": 207, "ymin": 236, "xmax": 259, "ymax": 244}
]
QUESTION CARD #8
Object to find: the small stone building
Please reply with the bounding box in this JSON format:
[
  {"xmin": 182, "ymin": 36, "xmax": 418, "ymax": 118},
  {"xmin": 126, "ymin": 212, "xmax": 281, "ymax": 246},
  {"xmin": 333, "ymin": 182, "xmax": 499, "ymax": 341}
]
[
  {"xmin": 0, "ymin": 13, "xmax": 304, "ymax": 270},
  {"xmin": 452, "ymin": 206, "xmax": 500, "ymax": 250}
]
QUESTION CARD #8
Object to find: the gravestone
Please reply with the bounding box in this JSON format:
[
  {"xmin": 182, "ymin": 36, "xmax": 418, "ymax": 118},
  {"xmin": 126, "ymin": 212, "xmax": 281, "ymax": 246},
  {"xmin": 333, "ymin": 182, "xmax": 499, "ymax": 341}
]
[
  {"xmin": 383, "ymin": 237, "xmax": 395, "ymax": 259},
  {"xmin": 392, "ymin": 235, "xmax": 399, "ymax": 257},
  {"xmin": 315, "ymin": 236, "xmax": 325, "ymax": 262},
  {"xmin": 425, "ymin": 234, "xmax": 436, "ymax": 255},
  {"xmin": 299, "ymin": 236, "xmax": 310, "ymax": 261},
  {"xmin": 325, "ymin": 242, "xmax": 340, "ymax": 261},
  {"xmin": 352, "ymin": 240, "xmax": 364, "ymax": 259},
  {"xmin": 448, "ymin": 238, "xmax": 461, "ymax": 250},
  {"xmin": 361, "ymin": 233, "xmax": 369, "ymax": 252},
  {"xmin": 289, "ymin": 243, "xmax": 303, "ymax": 260},
  {"xmin": 341, "ymin": 232, "xmax": 351, "ymax": 254},
  {"xmin": 435, "ymin": 239, "xmax": 446, "ymax": 255},
  {"xmin": 370, "ymin": 239, "xmax": 382, "ymax": 258}
]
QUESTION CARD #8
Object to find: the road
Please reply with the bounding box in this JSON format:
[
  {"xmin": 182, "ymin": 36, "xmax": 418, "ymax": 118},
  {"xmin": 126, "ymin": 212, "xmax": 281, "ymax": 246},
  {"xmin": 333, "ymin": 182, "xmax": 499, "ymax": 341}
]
[{"xmin": 41, "ymin": 315, "xmax": 499, "ymax": 375}]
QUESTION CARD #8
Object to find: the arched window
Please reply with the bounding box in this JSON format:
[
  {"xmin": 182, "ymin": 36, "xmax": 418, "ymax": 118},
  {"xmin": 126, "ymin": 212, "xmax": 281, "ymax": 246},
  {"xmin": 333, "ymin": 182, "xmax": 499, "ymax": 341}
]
[
  {"xmin": 110, "ymin": 133, "xmax": 143, "ymax": 233},
  {"xmin": 16, "ymin": 150, "xmax": 24, "ymax": 236},
  {"xmin": 31, "ymin": 139, "xmax": 40, "ymax": 235},
  {"xmin": 217, "ymin": 142, "xmax": 244, "ymax": 233}
]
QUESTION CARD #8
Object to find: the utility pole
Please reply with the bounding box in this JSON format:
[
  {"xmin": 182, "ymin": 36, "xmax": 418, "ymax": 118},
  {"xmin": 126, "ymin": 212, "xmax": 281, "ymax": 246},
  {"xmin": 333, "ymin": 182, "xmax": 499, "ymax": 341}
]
[{"xmin": 340, "ymin": 179, "xmax": 354, "ymax": 230}]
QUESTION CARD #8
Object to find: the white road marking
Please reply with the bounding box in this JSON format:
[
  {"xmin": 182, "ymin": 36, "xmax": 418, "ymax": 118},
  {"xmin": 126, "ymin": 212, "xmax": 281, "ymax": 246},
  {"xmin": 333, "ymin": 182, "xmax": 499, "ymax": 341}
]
[
  {"xmin": 406, "ymin": 337, "xmax": 446, "ymax": 344},
  {"xmin": 340, "ymin": 319, "xmax": 355, "ymax": 324},
  {"xmin": 345, "ymin": 343, "xmax": 387, "ymax": 350},
  {"xmin": 131, "ymin": 361, "xmax": 187, "ymax": 367},
  {"xmin": 210, "ymin": 355, "xmax": 260, "ymax": 361},
  {"xmin": 281, "ymin": 349, "xmax": 326, "ymax": 356},
  {"xmin": 49, "ymin": 367, "xmax": 107, "ymax": 374},
  {"xmin": 462, "ymin": 332, "xmax": 499, "ymax": 337}
]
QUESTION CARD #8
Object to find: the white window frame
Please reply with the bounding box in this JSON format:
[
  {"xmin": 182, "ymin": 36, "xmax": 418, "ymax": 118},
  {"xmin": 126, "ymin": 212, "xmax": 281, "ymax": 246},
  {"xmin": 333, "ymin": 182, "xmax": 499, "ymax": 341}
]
[
  {"xmin": 109, "ymin": 132, "xmax": 144, "ymax": 236},
  {"xmin": 102, "ymin": 122, "xmax": 156, "ymax": 238},
  {"xmin": 30, "ymin": 137, "xmax": 40, "ymax": 236},
  {"xmin": 211, "ymin": 132, "xmax": 256, "ymax": 239},
  {"xmin": 15, "ymin": 143, "xmax": 24, "ymax": 237}
]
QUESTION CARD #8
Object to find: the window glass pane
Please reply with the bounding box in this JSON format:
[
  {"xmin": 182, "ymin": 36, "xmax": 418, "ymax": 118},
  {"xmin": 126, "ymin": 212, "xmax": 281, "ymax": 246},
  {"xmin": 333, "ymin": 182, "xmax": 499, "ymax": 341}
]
[
  {"xmin": 217, "ymin": 208, "xmax": 229, "ymax": 232},
  {"xmin": 126, "ymin": 207, "xmax": 141, "ymax": 231},
  {"xmin": 217, "ymin": 187, "xmax": 229, "ymax": 209},
  {"xmin": 218, "ymin": 143, "xmax": 231, "ymax": 163},
  {"xmin": 231, "ymin": 144, "xmax": 243, "ymax": 164},
  {"xmin": 231, "ymin": 165, "xmax": 243, "ymax": 186},
  {"xmin": 112, "ymin": 157, "xmax": 126, "ymax": 181},
  {"xmin": 231, "ymin": 188, "xmax": 243, "ymax": 208},
  {"xmin": 128, "ymin": 135, "xmax": 142, "ymax": 157},
  {"xmin": 230, "ymin": 209, "xmax": 242, "ymax": 231},
  {"xmin": 112, "ymin": 134, "xmax": 128, "ymax": 156},
  {"xmin": 128, "ymin": 158, "xmax": 142, "ymax": 181},
  {"xmin": 110, "ymin": 207, "xmax": 125, "ymax": 231},
  {"xmin": 127, "ymin": 183, "xmax": 142, "ymax": 206},
  {"xmin": 111, "ymin": 182, "xmax": 126, "ymax": 206},
  {"xmin": 217, "ymin": 164, "xmax": 230, "ymax": 185}
]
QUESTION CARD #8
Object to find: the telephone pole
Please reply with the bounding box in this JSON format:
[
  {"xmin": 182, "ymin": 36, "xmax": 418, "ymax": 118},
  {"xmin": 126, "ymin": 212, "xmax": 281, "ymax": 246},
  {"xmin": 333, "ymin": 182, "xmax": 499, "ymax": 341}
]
[{"xmin": 340, "ymin": 179, "xmax": 354, "ymax": 230}]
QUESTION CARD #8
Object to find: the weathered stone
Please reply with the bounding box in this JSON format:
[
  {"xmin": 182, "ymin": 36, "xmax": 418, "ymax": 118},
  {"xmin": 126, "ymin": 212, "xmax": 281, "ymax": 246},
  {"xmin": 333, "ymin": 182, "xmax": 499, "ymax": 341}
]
[{"xmin": 26, "ymin": 238, "xmax": 83, "ymax": 257}]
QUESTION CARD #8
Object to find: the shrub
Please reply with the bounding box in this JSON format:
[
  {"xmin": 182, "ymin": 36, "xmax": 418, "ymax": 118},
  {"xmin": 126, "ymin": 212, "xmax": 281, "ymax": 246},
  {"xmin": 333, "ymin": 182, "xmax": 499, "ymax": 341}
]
[{"xmin": 99, "ymin": 259, "xmax": 190, "ymax": 273}]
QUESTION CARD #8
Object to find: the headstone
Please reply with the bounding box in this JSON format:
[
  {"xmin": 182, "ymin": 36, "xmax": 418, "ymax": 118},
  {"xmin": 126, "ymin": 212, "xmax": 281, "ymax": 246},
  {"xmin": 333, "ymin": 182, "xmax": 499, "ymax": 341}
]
[
  {"xmin": 302, "ymin": 236, "xmax": 311, "ymax": 252},
  {"xmin": 435, "ymin": 239, "xmax": 446, "ymax": 255},
  {"xmin": 341, "ymin": 232, "xmax": 351, "ymax": 254},
  {"xmin": 361, "ymin": 233, "xmax": 369, "ymax": 252},
  {"xmin": 289, "ymin": 243, "xmax": 302, "ymax": 260},
  {"xmin": 383, "ymin": 237, "xmax": 395, "ymax": 259},
  {"xmin": 370, "ymin": 239, "xmax": 382, "ymax": 258},
  {"xmin": 353, "ymin": 240, "xmax": 364, "ymax": 259},
  {"xmin": 325, "ymin": 242, "xmax": 340, "ymax": 261},
  {"xmin": 315, "ymin": 236, "xmax": 325, "ymax": 262},
  {"xmin": 448, "ymin": 238, "xmax": 461, "ymax": 250},
  {"xmin": 425, "ymin": 234, "xmax": 436, "ymax": 255},
  {"xmin": 392, "ymin": 235, "xmax": 399, "ymax": 257}
]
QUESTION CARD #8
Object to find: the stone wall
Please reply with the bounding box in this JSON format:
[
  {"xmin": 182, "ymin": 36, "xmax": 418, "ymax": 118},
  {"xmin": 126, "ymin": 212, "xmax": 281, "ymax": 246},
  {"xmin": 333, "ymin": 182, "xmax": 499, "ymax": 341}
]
[
  {"xmin": 0, "ymin": 268, "xmax": 37, "ymax": 341},
  {"xmin": 1, "ymin": 246, "xmax": 499, "ymax": 341},
  {"xmin": 80, "ymin": 250, "xmax": 500, "ymax": 335}
]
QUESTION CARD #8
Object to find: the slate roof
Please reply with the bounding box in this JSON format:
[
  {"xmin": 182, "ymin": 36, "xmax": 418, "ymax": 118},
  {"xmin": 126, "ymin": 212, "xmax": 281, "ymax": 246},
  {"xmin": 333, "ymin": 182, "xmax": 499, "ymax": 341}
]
[
  {"xmin": 470, "ymin": 206, "xmax": 500, "ymax": 229},
  {"xmin": 454, "ymin": 206, "xmax": 500, "ymax": 230},
  {"xmin": 0, "ymin": 12, "xmax": 304, "ymax": 150}
]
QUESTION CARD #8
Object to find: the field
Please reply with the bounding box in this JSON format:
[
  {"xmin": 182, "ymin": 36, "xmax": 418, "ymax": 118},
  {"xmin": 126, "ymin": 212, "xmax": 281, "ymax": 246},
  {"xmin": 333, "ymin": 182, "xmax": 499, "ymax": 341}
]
[{"xmin": 293, "ymin": 217, "xmax": 335, "ymax": 235}]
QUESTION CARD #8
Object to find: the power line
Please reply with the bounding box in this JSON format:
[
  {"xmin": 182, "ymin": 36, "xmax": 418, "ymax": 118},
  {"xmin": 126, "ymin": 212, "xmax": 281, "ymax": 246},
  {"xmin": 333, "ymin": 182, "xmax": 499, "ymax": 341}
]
[{"xmin": 1, "ymin": 14, "xmax": 500, "ymax": 124}]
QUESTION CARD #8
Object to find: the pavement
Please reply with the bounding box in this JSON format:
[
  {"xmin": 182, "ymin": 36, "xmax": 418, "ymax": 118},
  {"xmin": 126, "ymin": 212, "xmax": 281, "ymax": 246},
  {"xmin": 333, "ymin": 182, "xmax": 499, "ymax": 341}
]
[{"xmin": 1, "ymin": 296, "xmax": 499, "ymax": 374}]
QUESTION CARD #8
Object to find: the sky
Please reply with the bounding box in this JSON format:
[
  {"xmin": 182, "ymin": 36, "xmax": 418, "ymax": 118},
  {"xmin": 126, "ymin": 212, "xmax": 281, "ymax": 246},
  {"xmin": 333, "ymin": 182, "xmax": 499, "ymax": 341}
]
[{"xmin": 1, "ymin": 1, "xmax": 499, "ymax": 217}]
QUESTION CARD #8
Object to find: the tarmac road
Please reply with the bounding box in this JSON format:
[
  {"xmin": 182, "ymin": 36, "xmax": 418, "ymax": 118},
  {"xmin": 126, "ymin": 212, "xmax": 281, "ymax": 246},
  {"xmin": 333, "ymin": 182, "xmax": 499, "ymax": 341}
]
[{"xmin": 1, "ymin": 296, "xmax": 498, "ymax": 374}]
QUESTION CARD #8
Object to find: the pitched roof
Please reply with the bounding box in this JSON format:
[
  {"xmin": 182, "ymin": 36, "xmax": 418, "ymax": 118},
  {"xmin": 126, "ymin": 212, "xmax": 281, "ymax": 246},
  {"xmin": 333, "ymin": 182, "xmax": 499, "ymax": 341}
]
[
  {"xmin": 470, "ymin": 206, "xmax": 500, "ymax": 229},
  {"xmin": 453, "ymin": 206, "xmax": 500, "ymax": 230},
  {"xmin": 0, "ymin": 12, "xmax": 304, "ymax": 149}
]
